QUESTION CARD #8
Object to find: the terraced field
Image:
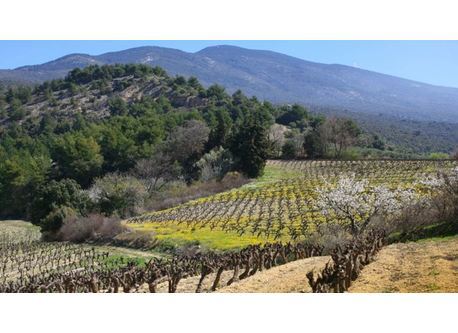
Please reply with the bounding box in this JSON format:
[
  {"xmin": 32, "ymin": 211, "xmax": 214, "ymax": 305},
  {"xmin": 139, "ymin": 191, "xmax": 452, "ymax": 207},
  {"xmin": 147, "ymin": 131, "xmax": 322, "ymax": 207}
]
[{"xmin": 127, "ymin": 159, "xmax": 457, "ymax": 250}]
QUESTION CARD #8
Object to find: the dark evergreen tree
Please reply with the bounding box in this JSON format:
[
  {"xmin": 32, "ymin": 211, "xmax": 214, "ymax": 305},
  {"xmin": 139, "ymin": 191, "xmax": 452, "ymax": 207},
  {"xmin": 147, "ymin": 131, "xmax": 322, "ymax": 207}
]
[
  {"xmin": 231, "ymin": 111, "xmax": 269, "ymax": 178},
  {"xmin": 30, "ymin": 179, "xmax": 89, "ymax": 232},
  {"xmin": 282, "ymin": 140, "xmax": 298, "ymax": 159},
  {"xmin": 303, "ymin": 130, "xmax": 325, "ymax": 158},
  {"xmin": 276, "ymin": 104, "xmax": 308, "ymax": 126},
  {"xmin": 207, "ymin": 108, "xmax": 233, "ymax": 149}
]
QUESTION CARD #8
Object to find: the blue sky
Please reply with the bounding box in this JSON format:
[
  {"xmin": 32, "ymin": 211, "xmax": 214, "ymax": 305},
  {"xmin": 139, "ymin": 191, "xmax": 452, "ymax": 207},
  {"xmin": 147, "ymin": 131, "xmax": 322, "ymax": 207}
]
[{"xmin": 1, "ymin": 40, "xmax": 458, "ymax": 88}]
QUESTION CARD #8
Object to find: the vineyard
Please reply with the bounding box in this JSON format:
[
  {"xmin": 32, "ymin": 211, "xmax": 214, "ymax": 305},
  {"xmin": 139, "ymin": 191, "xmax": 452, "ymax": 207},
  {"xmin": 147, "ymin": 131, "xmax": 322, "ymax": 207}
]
[
  {"xmin": 0, "ymin": 220, "xmax": 324, "ymax": 292},
  {"xmin": 1, "ymin": 159, "xmax": 456, "ymax": 293},
  {"xmin": 127, "ymin": 159, "xmax": 457, "ymax": 249}
]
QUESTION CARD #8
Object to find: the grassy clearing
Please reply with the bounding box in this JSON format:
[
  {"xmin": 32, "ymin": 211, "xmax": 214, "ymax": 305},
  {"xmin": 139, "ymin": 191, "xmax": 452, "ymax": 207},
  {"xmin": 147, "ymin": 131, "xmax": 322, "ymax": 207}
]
[
  {"xmin": 388, "ymin": 220, "xmax": 458, "ymax": 244},
  {"xmin": 243, "ymin": 164, "xmax": 303, "ymax": 188},
  {"xmin": 94, "ymin": 245, "xmax": 163, "ymax": 259}
]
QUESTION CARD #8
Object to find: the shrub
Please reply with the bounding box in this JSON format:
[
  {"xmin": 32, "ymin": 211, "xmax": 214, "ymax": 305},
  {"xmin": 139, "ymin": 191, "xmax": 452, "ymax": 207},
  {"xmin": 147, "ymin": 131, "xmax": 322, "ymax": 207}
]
[
  {"xmin": 108, "ymin": 96, "xmax": 128, "ymax": 116},
  {"xmin": 452, "ymin": 148, "xmax": 458, "ymax": 160},
  {"xmin": 340, "ymin": 147, "xmax": 360, "ymax": 160},
  {"xmin": 58, "ymin": 213, "xmax": 124, "ymax": 242},
  {"xmin": 41, "ymin": 206, "xmax": 77, "ymax": 237},
  {"xmin": 143, "ymin": 172, "xmax": 248, "ymax": 212},
  {"xmin": 89, "ymin": 173, "xmax": 148, "ymax": 218},
  {"xmin": 195, "ymin": 147, "xmax": 233, "ymax": 181}
]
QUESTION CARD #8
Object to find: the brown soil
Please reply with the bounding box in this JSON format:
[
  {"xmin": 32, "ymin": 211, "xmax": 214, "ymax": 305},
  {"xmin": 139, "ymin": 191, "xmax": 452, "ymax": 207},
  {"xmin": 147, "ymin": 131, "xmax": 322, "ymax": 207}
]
[
  {"xmin": 217, "ymin": 256, "xmax": 331, "ymax": 293},
  {"xmin": 349, "ymin": 236, "xmax": 458, "ymax": 293}
]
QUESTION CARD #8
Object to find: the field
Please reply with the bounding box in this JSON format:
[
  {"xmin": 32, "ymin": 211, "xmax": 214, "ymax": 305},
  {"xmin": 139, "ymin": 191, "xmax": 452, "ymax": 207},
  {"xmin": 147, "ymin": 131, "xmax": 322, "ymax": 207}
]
[{"xmin": 126, "ymin": 159, "xmax": 457, "ymax": 250}]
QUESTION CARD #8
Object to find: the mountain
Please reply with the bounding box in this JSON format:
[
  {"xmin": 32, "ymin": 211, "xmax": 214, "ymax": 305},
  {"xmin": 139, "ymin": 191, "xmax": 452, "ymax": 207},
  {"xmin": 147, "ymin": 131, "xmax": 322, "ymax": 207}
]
[{"xmin": 1, "ymin": 45, "xmax": 458, "ymax": 124}]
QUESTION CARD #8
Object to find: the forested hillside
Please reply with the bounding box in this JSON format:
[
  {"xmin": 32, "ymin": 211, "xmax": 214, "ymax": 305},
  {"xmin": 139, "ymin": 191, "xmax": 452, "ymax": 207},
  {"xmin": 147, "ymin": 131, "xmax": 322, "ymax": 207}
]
[{"xmin": 311, "ymin": 106, "xmax": 458, "ymax": 155}]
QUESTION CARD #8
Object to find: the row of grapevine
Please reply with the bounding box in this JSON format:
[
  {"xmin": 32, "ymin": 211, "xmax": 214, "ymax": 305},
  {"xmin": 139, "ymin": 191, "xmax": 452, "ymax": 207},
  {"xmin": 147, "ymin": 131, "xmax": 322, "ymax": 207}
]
[{"xmin": 0, "ymin": 236, "xmax": 323, "ymax": 293}]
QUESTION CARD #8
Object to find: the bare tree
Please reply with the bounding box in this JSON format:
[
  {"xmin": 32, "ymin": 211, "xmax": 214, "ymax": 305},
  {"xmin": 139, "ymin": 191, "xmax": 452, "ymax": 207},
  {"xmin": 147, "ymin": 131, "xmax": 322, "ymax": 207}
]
[
  {"xmin": 320, "ymin": 117, "xmax": 360, "ymax": 158},
  {"xmin": 452, "ymin": 147, "xmax": 458, "ymax": 160},
  {"xmin": 134, "ymin": 152, "xmax": 181, "ymax": 193},
  {"xmin": 268, "ymin": 124, "xmax": 288, "ymax": 158},
  {"xmin": 164, "ymin": 120, "xmax": 210, "ymax": 164}
]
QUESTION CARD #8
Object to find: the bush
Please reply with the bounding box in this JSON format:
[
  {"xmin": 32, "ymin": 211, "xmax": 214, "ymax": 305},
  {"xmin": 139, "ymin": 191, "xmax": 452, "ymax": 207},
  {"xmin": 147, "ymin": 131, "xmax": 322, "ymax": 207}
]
[
  {"xmin": 195, "ymin": 147, "xmax": 233, "ymax": 181},
  {"xmin": 377, "ymin": 168, "xmax": 458, "ymax": 239},
  {"xmin": 41, "ymin": 206, "xmax": 77, "ymax": 237},
  {"xmin": 340, "ymin": 148, "xmax": 360, "ymax": 160},
  {"xmin": 108, "ymin": 96, "xmax": 128, "ymax": 116},
  {"xmin": 58, "ymin": 213, "xmax": 124, "ymax": 242},
  {"xmin": 143, "ymin": 172, "xmax": 248, "ymax": 212},
  {"xmin": 452, "ymin": 148, "xmax": 458, "ymax": 160},
  {"xmin": 89, "ymin": 173, "xmax": 148, "ymax": 218}
]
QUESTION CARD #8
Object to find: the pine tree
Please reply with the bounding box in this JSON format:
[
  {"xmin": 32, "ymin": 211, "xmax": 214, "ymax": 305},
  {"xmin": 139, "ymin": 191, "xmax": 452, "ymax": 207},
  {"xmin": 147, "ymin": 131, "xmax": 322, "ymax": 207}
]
[{"xmin": 231, "ymin": 111, "xmax": 269, "ymax": 178}]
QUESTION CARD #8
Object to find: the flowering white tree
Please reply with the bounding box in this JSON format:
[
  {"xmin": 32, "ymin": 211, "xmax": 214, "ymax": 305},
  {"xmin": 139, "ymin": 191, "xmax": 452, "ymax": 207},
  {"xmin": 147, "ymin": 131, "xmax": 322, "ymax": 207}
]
[
  {"xmin": 419, "ymin": 166, "xmax": 458, "ymax": 189},
  {"xmin": 315, "ymin": 174, "xmax": 417, "ymax": 236}
]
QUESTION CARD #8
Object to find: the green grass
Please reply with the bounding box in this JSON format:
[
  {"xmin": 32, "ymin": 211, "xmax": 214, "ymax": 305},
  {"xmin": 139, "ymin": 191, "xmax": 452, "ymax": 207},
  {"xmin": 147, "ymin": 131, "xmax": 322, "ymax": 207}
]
[
  {"xmin": 93, "ymin": 244, "xmax": 164, "ymax": 259},
  {"xmin": 415, "ymin": 234, "xmax": 458, "ymax": 243},
  {"xmin": 388, "ymin": 220, "xmax": 458, "ymax": 244},
  {"xmin": 243, "ymin": 164, "xmax": 303, "ymax": 188},
  {"xmin": 426, "ymin": 283, "xmax": 440, "ymax": 292},
  {"xmin": 101, "ymin": 254, "xmax": 149, "ymax": 269}
]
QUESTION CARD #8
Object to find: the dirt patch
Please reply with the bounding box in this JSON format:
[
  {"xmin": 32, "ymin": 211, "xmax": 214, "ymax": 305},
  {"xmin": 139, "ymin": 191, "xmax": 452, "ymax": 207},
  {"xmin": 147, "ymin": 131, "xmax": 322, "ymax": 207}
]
[
  {"xmin": 349, "ymin": 236, "xmax": 458, "ymax": 293},
  {"xmin": 217, "ymin": 256, "xmax": 331, "ymax": 293}
]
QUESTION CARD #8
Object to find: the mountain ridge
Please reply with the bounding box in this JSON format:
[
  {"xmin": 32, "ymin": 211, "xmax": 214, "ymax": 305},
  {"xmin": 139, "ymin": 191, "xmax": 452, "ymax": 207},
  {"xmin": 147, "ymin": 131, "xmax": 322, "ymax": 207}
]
[{"xmin": 1, "ymin": 45, "xmax": 458, "ymax": 123}]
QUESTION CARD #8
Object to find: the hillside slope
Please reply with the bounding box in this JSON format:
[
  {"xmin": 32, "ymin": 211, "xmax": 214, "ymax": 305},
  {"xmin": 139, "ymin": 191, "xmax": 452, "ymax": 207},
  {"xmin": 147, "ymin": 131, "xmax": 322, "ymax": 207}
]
[
  {"xmin": 2, "ymin": 45, "xmax": 458, "ymax": 123},
  {"xmin": 349, "ymin": 237, "xmax": 458, "ymax": 293}
]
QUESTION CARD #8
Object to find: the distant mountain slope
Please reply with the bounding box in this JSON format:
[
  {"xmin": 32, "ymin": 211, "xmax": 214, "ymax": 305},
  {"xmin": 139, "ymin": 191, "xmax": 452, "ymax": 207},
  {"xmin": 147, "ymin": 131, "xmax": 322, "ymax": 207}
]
[{"xmin": 1, "ymin": 45, "xmax": 458, "ymax": 123}]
